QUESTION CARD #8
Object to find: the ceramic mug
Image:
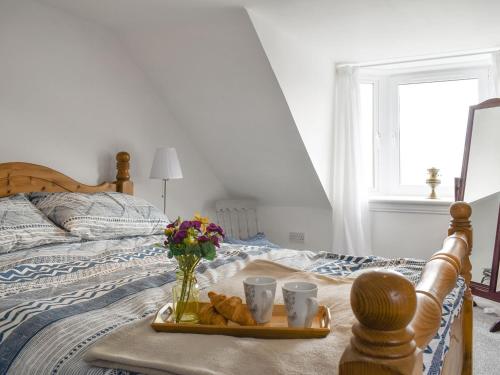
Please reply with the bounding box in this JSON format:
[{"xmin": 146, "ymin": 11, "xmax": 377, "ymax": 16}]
[
  {"xmin": 243, "ymin": 276, "xmax": 277, "ymax": 323},
  {"xmin": 282, "ymin": 282, "xmax": 319, "ymax": 328}
]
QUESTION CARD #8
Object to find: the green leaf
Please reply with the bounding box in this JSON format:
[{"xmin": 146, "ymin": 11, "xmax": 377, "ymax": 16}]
[{"xmin": 201, "ymin": 242, "xmax": 216, "ymax": 261}]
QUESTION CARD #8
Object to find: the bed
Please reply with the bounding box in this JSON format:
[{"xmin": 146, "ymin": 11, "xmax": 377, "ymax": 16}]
[{"xmin": 0, "ymin": 152, "xmax": 473, "ymax": 375}]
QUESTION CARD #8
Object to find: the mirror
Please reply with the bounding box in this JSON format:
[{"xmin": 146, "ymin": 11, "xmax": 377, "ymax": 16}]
[
  {"xmin": 469, "ymin": 192, "xmax": 499, "ymax": 285},
  {"xmin": 458, "ymin": 98, "xmax": 500, "ymax": 305},
  {"xmin": 464, "ymin": 106, "xmax": 500, "ymax": 202}
]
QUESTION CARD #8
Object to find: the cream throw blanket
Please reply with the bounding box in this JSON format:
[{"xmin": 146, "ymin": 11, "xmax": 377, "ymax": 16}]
[{"xmin": 84, "ymin": 260, "xmax": 356, "ymax": 375}]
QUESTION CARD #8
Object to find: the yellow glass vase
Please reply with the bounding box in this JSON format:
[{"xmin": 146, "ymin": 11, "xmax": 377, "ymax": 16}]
[{"xmin": 172, "ymin": 270, "xmax": 200, "ymax": 323}]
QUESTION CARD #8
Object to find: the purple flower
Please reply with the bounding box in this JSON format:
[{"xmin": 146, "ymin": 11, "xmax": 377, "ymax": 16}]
[
  {"xmin": 198, "ymin": 235, "xmax": 209, "ymax": 242},
  {"xmin": 206, "ymin": 223, "xmax": 224, "ymax": 237},
  {"xmin": 166, "ymin": 222, "xmax": 176, "ymax": 229},
  {"xmin": 179, "ymin": 221, "xmax": 191, "ymax": 231},
  {"xmin": 210, "ymin": 235, "xmax": 220, "ymax": 248},
  {"xmin": 173, "ymin": 230, "xmax": 188, "ymax": 244},
  {"xmin": 179, "ymin": 220, "xmax": 202, "ymax": 231}
]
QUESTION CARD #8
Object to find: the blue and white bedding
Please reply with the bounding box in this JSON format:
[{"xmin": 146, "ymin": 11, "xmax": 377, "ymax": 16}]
[
  {"xmin": 223, "ymin": 232, "xmax": 280, "ymax": 248},
  {"xmin": 0, "ymin": 195, "xmax": 77, "ymax": 254},
  {"xmin": 0, "ymin": 237, "xmax": 464, "ymax": 375},
  {"xmin": 29, "ymin": 192, "xmax": 169, "ymax": 240}
]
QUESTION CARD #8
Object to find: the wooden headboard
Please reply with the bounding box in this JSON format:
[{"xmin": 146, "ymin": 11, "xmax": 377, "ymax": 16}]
[{"xmin": 0, "ymin": 152, "xmax": 133, "ymax": 197}]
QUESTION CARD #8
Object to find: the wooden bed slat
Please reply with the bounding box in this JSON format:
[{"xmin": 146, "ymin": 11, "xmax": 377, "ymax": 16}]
[{"xmin": 339, "ymin": 202, "xmax": 472, "ymax": 375}]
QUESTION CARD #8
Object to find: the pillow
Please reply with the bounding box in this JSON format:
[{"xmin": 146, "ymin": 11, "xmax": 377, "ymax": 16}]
[
  {"xmin": 0, "ymin": 194, "xmax": 78, "ymax": 253},
  {"xmin": 30, "ymin": 192, "xmax": 169, "ymax": 240},
  {"xmin": 223, "ymin": 232, "xmax": 280, "ymax": 248}
]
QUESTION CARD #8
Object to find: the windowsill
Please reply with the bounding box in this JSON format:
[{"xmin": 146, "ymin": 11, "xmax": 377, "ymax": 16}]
[{"xmin": 369, "ymin": 195, "xmax": 453, "ymax": 214}]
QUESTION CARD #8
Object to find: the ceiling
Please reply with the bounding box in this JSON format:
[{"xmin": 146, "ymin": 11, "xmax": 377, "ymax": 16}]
[
  {"xmin": 41, "ymin": 0, "xmax": 500, "ymax": 64},
  {"xmin": 38, "ymin": 0, "xmax": 332, "ymax": 207},
  {"xmin": 35, "ymin": 0, "xmax": 500, "ymax": 208}
]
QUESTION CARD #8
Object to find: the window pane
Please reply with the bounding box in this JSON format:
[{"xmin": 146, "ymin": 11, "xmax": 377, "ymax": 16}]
[
  {"xmin": 360, "ymin": 83, "xmax": 374, "ymax": 188},
  {"xmin": 399, "ymin": 79, "xmax": 478, "ymax": 187}
]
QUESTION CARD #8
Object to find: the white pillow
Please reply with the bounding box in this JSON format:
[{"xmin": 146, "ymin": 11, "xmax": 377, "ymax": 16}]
[
  {"xmin": 30, "ymin": 192, "xmax": 169, "ymax": 240},
  {"xmin": 0, "ymin": 194, "xmax": 77, "ymax": 253}
]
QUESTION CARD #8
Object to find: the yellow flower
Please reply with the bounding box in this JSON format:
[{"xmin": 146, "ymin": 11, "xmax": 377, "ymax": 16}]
[
  {"xmin": 194, "ymin": 212, "xmax": 210, "ymax": 231},
  {"xmin": 165, "ymin": 227, "xmax": 174, "ymax": 236},
  {"xmin": 185, "ymin": 236, "xmax": 198, "ymax": 246}
]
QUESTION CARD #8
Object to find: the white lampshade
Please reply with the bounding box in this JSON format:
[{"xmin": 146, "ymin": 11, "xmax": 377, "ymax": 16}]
[{"xmin": 150, "ymin": 147, "xmax": 183, "ymax": 180}]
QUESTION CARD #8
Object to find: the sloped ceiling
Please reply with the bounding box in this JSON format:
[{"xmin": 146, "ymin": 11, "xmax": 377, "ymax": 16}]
[
  {"xmin": 45, "ymin": 0, "xmax": 500, "ymax": 62},
  {"xmin": 39, "ymin": 0, "xmax": 331, "ymax": 208},
  {"xmin": 37, "ymin": 0, "xmax": 500, "ymax": 209},
  {"xmin": 247, "ymin": 0, "xmax": 500, "ymax": 63}
]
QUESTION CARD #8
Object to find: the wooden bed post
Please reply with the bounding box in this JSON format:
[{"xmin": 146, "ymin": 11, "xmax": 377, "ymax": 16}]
[
  {"xmin": 339, "ymin": 271, "xmax": 422, "ymax": 375},
  {"xmin": 339, "ymin": 202, "xmax": 473, "ymax": 375},
  {"xmin": 448, "ymin": 202, "xmax": 473, "ymax": 375},
  {"xmin": 116, "ymin": 152, "xmax": 134, "ymax": 195}
]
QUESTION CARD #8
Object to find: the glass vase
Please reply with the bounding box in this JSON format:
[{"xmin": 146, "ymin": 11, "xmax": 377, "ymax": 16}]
[{"xmin": 172, "ymin": 269, "xmax": 200, "ymax": 323}]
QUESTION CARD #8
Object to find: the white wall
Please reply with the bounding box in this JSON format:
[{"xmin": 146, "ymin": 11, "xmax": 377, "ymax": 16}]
[
  {"xmin": 38, "ymin": 2, "xmax": 335, "ymax": 251},
  {"xmin": 0, "ymin": 0, "xmax": 227, "ymax": 219},
  {"xmin": 111, "ymin": 7, "xmax": 330, "ymax": 208},
  {"xmin": 257, "ymin": 206, "xmax": 333, "ymax": 251},
  {"xmin": 248, "ymin": 10, "xmax": 335, "ymax": 201},
  {"xmin": 259, "ymin": 205, "xmax": 450, "ymax": 257},
  {"xmin": 371, "ymin": 210, "xmax": 450, "ymax": 259},
  {"xmin": 35, "ymin": 0, "xmax": 500, "ymax": 261}
]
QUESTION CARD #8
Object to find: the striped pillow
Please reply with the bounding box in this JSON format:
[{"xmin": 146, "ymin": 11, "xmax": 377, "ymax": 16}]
[
  {"xmin": 30, "ymin": 192, "xmax": 169, "ymax": 240},
  {"xmin": 0, "ymin": 194, "xmax": 78, "ymax": 254}
]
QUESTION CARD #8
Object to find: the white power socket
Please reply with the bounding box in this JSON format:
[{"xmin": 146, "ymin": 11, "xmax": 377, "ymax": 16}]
[{"xmin": 289, "ymin": 232, "xmax": 305, "ymax": 243}]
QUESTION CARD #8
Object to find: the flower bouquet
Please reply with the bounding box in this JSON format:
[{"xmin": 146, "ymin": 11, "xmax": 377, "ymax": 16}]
[{"xmin": 163, "ymin": 214, "xmax": 224, "ymax": 323}]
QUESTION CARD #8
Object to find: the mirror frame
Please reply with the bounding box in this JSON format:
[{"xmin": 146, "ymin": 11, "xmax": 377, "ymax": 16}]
[{"xmin": 456, "ymin": 98, "xmax": 500, "ymax": 302}]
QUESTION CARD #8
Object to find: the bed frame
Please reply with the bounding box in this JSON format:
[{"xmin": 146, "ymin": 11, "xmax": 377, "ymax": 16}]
[
  {"xmin": 0, "ymin": 152, "xmax": 133, "ymax": 197},
  {"xmin": 339, "ymin": 202, "xmax": 472, "ymax": 375},
  {"xmin": 0, "ymin": 152, "xmax": 472, "ymax": 375}
]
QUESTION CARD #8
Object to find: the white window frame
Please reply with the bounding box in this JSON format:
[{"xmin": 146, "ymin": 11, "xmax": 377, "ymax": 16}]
[
  {"xmin": 361, "ymin": 61, "xmax": 493, "ymax": 199},
  {"xmin": 359, "ymin": 78, "xmax": 381, "ymax": 192}
]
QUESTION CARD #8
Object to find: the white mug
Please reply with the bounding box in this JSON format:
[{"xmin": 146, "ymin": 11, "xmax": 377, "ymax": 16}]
[
  {"xmin": 282, "ymin": 282, "xmax": 319, "ymax": 328},
  {"xmin": 243, "ymin": 276, "xmax": 277, "ymax": 323}
]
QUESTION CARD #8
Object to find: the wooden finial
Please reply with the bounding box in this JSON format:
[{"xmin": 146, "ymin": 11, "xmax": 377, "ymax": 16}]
[
  {"xmin": 339, "ymin": 271, "xmax": 421, "ymax": 375},
  {"xmin": 115, "ymin": 152, "xmax": 133, "ymax": 194},
  {"xmin": 450, "ymin": 201, "xmax": 472, "ymax": 220},
  {"xmin": 116, "ymin": 152, "xmax": 130, "ymax": 181},
  {"xmin": 351, "ymin": 271, "xmax": 416, "ymax": 331},
  {"xmin": 449, "ymin": 201, "xmax": 472, "ymax": 243}
]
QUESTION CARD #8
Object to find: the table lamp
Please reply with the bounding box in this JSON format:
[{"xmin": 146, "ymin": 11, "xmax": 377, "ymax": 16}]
[{"xmin": 150, "ymin": 147, "xmax": 183, "ymax": 214}]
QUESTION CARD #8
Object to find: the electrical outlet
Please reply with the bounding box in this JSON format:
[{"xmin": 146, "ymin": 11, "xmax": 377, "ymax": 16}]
[{"xmin": 289, "ymin": 232, "xmax": 305, "ymax": 243}]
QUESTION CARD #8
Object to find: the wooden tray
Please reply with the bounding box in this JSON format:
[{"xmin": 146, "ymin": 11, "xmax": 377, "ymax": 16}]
[{"xmin": 151, "ymin": 302, "xmax": 331, "ymax": 339}]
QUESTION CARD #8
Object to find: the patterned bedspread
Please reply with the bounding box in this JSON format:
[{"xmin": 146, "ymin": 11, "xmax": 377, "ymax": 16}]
[{"xmin": 0, "ymin": 237, "xmax": 464, "ymax": 375}]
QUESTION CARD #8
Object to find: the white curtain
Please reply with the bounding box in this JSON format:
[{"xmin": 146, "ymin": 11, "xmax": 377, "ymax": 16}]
[
  {"xmin": 332, "ymin": 66, "xmax": 371, "ymax": 256},
  {"xmin": 491, "ymin": 51, "xmax": 500, "ymax": 97}
]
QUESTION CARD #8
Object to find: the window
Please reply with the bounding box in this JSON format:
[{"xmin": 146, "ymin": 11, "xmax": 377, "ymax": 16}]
[
  {"xmin": 360, "ymin": 83, "xmax": 375, "ymax": 188},
  {"xmin": 360, "ymin": 60, "xmax": 492, "ymax": 198},
  {"xmin": 399, "ymin": 79, "xmax": 478, "ymax": 187}
]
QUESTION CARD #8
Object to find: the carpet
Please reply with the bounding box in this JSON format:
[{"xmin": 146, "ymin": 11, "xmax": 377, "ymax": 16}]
[{"xmin": 473, "ymin": 299, "xmax": 500, "ymax": 375}]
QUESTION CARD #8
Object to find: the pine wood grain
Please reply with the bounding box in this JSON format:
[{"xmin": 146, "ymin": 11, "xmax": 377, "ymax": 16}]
[
  {"xmin": 0, "ymin": 152, "xmax": 133, "ymax": 196},
  {"xmin": 152, "ymin": 303, "xmax": 331, "ymax": 339},
  {"xmin": 339, "ymin": 202, "xmax": 472, "ymax": 375}
]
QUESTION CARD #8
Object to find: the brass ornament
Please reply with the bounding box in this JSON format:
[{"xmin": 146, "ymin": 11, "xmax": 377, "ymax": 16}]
[{"xmin": 426, "ymin": 167, "xmax": 440, "ymax": 199}]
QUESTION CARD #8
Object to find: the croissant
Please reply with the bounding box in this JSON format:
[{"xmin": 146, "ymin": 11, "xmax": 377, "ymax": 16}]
[
  {"xmin": 198, "ymin": 304, "xmax": 228, "ymax": 326},
  {"xmin": 208, "ymin": 291, "xmax": 256, "ymax": 326}
]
